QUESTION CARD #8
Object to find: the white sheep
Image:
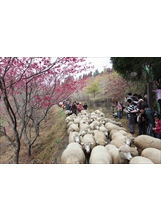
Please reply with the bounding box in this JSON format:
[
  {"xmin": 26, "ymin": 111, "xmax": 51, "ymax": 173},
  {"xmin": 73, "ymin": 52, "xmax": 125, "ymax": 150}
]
[
  {"xmin": 81, "ymin": 133, "xmax": 96, "ymax": 153},
  {"xmin": 79, "ymin": 129, "xmax": 90, "ymax": 136},
  {"xmin": 105, "ymin": 122, "xmax": 127, "ymax": 132},
  {"xmin": 67, "ymin": 121, "xmax": 74, "ymax": 128},
  {"xmin": 68, "ymin": 131, "xmax": 81, "ymax": 143},
  {"xmin": 118, "ymin": 129, "xmax": 128, "ymax": 136},
  {"xmin": 94, "ymin": 109, "xmax": 102, "ymax": 114},
  {"xmin": 90, "ymin": 112, "xmax": 98, "ymax": 121},
  {"xmin": 65, "ymin": 110, "xmax": 72, "ymax": 116},
  {"xmin": 129, "ymin": 147, "xmax": 139, "ymax": 157},
  {"xmin": 96, "ymin": 117, "xmax": 106, "ymax": 123},
  {"xmin": 73, "ymin": 116, "xmax": 82, "ymax": 125},
  {"xmin": 106, "ymin": 144, "xmax": 132, "ymax": 164},
  {"xmin": 65, "ymin": 114, "xmax": 76, "ymax": 123},
  {"xmin": 134, "ymin": 135, "xmax": 161, "ymax": 154},
  {"xmin": 80, "ymin": 115, "xmax": 90, "ymax": 122},
  {"xmin": 67, "ymin": 123, "xmax": 79, "ymax": 135},
  {"xmin": 89, "ymin": 120, "xmax": 100, "ymax": 130},
  {"xmin": 109, "ymin": 129, "xmax": 119, "ymax": 139},
  {"xmin": 110, "ymin": 138, "xmax": 136, "ymax": 149},
  {"xmin": 110, "ymin": 139, "xmax": 126, "ymax": 148},
  {"xmin": 109, "ymin": 129, "xmax": 131, "ymax": 139},
  {"xmin": 79, "ymin": 119, "xmax": 89, "ymax": 125},
  {"xmin": 79, "ymin": 123, "xmax": 91, "ymax": 135},
  {"xmin": 89, "ymin": 145, "xmax": 112, "ymax": 164},
  {"xmin": 129, "ymin": 156, "xmax": 154, "ymax": 164},
  {"xmin": 105, "ymin": 118, "xmax": 123, "ymax": 127},
  {"xmin": 61, "ymin": 142, "xmax": 85, "ymax": 164},
  {"xmin": 93, "ymin": 130, "xmax": 108, "ymax": 146},
  {"xmin": 98, "ymin": 124, "xmax": 108, "ymax": 137},
  {"xmin": 111, "ymin": 132, "xmax": 126, "ymax": 142},
  {"xmin": 141, "ymin": 148, "xmax": 161, "ymax": 164},
  {"xmin": 78, "ymin": 110, "xmax": 90, "ymax": 116}
]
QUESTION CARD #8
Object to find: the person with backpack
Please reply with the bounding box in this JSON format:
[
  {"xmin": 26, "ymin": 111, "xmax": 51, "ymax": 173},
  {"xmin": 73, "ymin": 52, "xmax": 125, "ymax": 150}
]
[{"xmin": 139, "ymin": 104, "xmax": 155, "ymax": 137}]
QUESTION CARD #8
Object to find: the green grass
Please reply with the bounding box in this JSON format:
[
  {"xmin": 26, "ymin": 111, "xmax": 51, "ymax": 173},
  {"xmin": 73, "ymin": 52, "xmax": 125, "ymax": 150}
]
[
  {"xmin": 58, "ymin": 109, "xmax": 66, "ymax": 117},
  {"xmin": 55, "ymin": 138, "xmax": 61, "ymax": 144}
]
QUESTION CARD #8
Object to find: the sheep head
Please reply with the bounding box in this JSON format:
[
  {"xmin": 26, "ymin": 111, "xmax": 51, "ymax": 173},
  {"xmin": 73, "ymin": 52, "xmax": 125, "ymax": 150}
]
[
  {"xmin": 118, "ymin": 145, "xmax": 132, "ymax": 161},
  {"xmin": 81, "ymin": 142, "xmax": 91, "ymax": 153},
  {"xmin": 74, "ymin": 135, "xmax": 80, "ymax": 143},
  {"xmin": 125, "ymin": 138, "xmax": 132, "ymax": 146}
]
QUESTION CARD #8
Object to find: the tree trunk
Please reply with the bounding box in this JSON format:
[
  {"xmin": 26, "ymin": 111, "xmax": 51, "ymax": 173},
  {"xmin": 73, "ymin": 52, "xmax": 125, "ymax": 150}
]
[
  {"xmin": 28, "ymin": 144, "xmax": 32, "ymax": 156},
  {"xmin": 13, "ymin": 147, "xmax": 20, "ymax": 164}
]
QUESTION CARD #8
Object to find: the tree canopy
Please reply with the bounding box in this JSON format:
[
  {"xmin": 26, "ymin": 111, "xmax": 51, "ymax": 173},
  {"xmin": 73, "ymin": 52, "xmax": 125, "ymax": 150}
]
[
  {"xmin": 85, "ymin": 78, "xmax": 101, "ymax": 100},
  {"xmin": 110, "ymin": 57, "xmax": 161, "ymax": 82}
]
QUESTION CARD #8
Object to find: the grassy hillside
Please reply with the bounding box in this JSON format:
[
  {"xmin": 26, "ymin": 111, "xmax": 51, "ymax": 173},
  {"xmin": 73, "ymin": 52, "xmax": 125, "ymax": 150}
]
[{"xmin": 0, "ymin": 105, "xmax": 68, "ymax": 164}]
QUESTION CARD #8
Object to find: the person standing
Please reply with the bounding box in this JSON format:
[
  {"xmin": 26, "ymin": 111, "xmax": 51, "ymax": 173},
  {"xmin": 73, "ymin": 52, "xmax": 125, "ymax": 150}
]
[
  {"xmin": 71, "ymin": 102, "xmax": 77, "ymax": 115},
  {"xmin": 127, "ymin": 92, "xmax": 133, "ymax": 100},
  {"xmin": 130, "ymin": 96, "xmax": 146, "ymax": 135},
  {"xmin": 124, "ymin": 99, "xmax": 135, "ymax": 134},
  {"xmin": 83, "ymin": 103, "xmax": 88, "ymax": 110},
  {"xmin": 66, "ymin": 100, "xmax": 71, "ymax": 111},
  {"xmin": 116, "ymin": 101, "xmax": 122, "ymax": 119},
  {"xmin": 152, "ymin": 113, "xmax": 161, "ymax": 139},
  {"xmin": 77, "ymin": 102, "xmax": 83, "ymax": 113},
  {"xmin": 139, "ymin": 104, "xmax": 155, "ymax": 137},
  {"xmin": 137, "ymin": 112, "xmax": 146, "ymax": 135},
  {"xmin": 62, "ymin": 101, "xmax": 66, "ymax": 109}
]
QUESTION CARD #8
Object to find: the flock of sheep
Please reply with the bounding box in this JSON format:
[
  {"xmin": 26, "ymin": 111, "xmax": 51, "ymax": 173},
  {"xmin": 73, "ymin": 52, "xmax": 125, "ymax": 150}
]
[{"xmin": 61, "ymin": 109, "xmax": 161, "ymax": 164}]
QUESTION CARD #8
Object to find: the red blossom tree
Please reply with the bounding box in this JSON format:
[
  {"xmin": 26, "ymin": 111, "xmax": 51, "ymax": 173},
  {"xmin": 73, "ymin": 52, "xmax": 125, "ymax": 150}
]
[
  {"xmin": 104, "ymin": 71, "xmax": 146, "ymax": 103},
  {"xmin": 0, "ymin": 57, "xmax": 91, "ymax": 163}
]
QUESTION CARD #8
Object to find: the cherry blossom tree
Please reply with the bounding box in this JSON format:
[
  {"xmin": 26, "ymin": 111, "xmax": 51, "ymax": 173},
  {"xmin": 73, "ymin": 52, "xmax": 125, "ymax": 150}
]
[
  {"xmin": 0, "ymin": 57, "xmax": 91, "ymax": 163},
  {"xmin": 104, "ymin": 71, "xmax": 146, "ymax": 102}
]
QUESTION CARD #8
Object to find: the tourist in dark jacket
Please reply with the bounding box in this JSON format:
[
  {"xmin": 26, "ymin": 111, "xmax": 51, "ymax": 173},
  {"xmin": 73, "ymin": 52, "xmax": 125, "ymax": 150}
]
[
  {"xmin": 83, "ymin": 103, "xmax": 88, "ymax": 110},
  {"xmin": 139, "ymin": 105, "xmax": 155, "ymax": 137},
  {"xmin": 71, "ymin": 102, "xmax": 77, "ymax": 115}
]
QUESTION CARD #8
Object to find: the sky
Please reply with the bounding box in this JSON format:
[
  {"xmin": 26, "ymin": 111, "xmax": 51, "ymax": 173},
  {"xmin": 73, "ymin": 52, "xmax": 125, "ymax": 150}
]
[
  {"xmin": 86, "ymin": 57, "xmax": 112, "ymax": 72},
  {"xmin": 50, "ymin": 57, "xmax": 112, "ymax": 74}
]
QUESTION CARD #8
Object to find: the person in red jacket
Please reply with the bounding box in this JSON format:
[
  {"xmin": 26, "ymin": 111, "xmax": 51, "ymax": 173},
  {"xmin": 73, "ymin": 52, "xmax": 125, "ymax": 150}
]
[
  {"xmin": 152, "ymin": 113, "xmax": 161, "ymax": 139},
  {"xmin": 77, "ymin": 102, "xmax": 83, "ymax": 113}
]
